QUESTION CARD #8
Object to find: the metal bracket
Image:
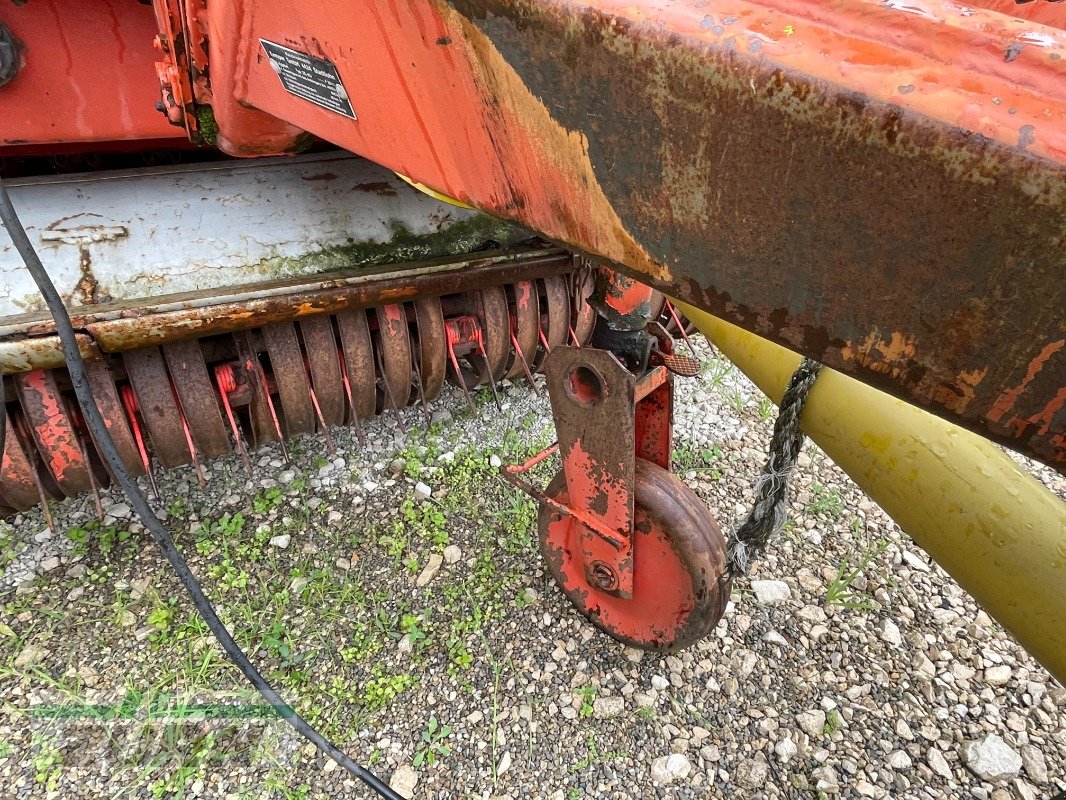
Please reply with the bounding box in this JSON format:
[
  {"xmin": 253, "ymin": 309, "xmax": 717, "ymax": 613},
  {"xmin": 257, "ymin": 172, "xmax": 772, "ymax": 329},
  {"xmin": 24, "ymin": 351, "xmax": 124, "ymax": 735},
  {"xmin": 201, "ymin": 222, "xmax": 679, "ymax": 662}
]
[{"xmin": 503, "ymin": 345, "xmax": 675, "ymax": 600}]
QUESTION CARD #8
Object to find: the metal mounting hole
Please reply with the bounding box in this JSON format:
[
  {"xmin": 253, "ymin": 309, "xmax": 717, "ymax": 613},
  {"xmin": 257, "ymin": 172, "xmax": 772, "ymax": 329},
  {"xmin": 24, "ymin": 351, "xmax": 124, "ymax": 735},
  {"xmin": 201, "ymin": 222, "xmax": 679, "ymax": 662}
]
[{"xmin": 566, "ymin": 365, "xmax": 605, "ymax": 406}]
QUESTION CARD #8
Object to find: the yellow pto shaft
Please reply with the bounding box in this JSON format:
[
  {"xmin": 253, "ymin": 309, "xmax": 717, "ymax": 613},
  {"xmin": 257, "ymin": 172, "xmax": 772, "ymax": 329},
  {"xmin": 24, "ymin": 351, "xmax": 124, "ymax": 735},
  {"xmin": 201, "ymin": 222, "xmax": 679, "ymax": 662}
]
[{"xmin": 676, "ymin": 302, "xmax": 1066, "ymax": 683}]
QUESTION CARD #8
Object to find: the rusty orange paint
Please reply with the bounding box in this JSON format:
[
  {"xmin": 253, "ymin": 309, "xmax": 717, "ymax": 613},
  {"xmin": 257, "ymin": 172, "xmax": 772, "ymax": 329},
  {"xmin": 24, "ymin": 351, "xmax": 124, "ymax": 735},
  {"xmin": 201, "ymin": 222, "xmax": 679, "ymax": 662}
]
[
  {"xmin": 14, "ymin": 370, "xmax": 93, "ymax": 495},
  {"xmin": 175, "ymin": 0, "xmax": 1065, "ymax": 469},
  {"xmin": 0, "ymin": 0, "xmax": 179, "ymax": 150},
  {"xmin": 989, "ymin": 339, "xmax": 1065, "ymax": 423}
]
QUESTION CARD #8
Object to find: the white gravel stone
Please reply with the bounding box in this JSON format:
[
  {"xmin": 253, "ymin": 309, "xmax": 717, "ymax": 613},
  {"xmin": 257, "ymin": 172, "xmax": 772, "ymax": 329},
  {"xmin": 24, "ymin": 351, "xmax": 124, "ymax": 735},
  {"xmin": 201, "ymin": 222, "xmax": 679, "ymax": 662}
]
[
  {"xmin": 414, "ymin": 481, "xmax": 432, "ymax": 500},
  {"xmin": 1019, "ymin": 744, "xmax": 1048, "ymax": 784},
  {"xmin": 734, "ymin": 758, "xmax": 769, "ymax": 788},
  {"xmin": 797, "ymin": 710, "xmax": 826, "ymax": 737},
  {"xmin": 886, "ymin": 750, "xmax": 913, "ymax": 770},
  {"xmin": 14, "ymin": 643, "xmax": 45, "ymax": 669},
  {"xmin": 796, "ymin": 605, "xmax": 827, "ymax": 624},
  {"xmin": 880, "ymin": 619, "xmax": 903, "ymax": 646},
  {"xmin": 389, "ymin": 765, "xmax": 418, "ymax": 799},
  {"xmin": 962, "ymin": 734, "xmax": 1023, "ymax": 781},
  {"xmin": 497, "ymin": 751, "xmax": 512, "ymax": 775},
  {"xmin": 927, "ymin": 747, "xmax": 953, "ymax": 779},
  {"xmin": 415, "ymin": 553, "xmax": 444, "ymax": 587},
  {"xmin": 902, "ymin": 549, "xmax": 931, "ymax": 571},
  {"xmin": 442, "ymin": 545, "xmax": 462, "ymax": 564},
  {"xmin": 269, "ymin": 534, "xmax": 290, "ymax": 549},
  {"xmin": 651, "ymin": 675, "xmax": 670, "ymax": 692},
  {"xmin": 592, "ymin": 696, "xmax": 624, "ymax": 719},
  {"xmin": 650, "ymin": 753, "xmax": 691, "ymax": 784},
  {"xmin": 489, "ymin": 454, "xmax": 503, "ymax": 469},
  {"xmin": 984, "ymin": 664, "xmax": 1012, "ymax": 685},
  {"xmin": 38, "ymin": 556, "xmax": 60, "ymax": 573},
  {"xmin": 774, "ymin": 737, "xmax": 798, "ymax": 763},
  {"xmin": 751, "ymin": 579, "xmax": 791, "ymax": 605}
]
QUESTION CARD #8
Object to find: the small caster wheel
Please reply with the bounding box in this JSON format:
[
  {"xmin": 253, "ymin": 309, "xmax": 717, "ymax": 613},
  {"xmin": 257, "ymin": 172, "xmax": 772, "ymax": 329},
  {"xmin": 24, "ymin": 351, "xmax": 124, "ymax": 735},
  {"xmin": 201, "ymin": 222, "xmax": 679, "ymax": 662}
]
[{"xmin": 539, "ymin": 458, "xmax": 730, "ymax": 652}]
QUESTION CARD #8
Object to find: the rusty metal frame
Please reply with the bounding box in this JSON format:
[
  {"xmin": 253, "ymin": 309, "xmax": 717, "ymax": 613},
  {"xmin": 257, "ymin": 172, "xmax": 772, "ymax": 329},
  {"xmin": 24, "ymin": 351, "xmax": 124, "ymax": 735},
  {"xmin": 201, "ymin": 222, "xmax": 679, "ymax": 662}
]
[
  {"xmin": 504, "ymin": 347, "xmax": 675, "ymax": 598},
  {"xmin": 191, "ymin": 0, "xmax": 1065, "ymax": 471},
  {"xmin": 0, "ymin": 249, "xmax": 573, "ymax": 374}
]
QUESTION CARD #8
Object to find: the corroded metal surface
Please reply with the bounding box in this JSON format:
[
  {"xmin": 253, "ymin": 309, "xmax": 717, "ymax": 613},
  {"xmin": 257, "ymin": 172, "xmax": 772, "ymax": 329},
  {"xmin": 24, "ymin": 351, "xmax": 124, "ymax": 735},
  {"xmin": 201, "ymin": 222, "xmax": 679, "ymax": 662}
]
[
  {"xmin": 543, "ymin": 346, "xmax": 637, "ymax": 596},
  {"xmin": 162, "ymin": 341, "xmax": 232, "ymax": 460},
  {"xmin": 299, "ymin": 315, "xmax": 347, "ymax": 429},
  {"xmin": 506, "ymin": 280, "xmax": 540, "ymax": 381},
  {"xmin": 413, "ymin": 297, "xmax": 448, "ymax": 402},
  {"xmin": 14, "ymin": 370, "xmax": 95, "ymax": 497},
  {"xmin": 538, "ymin": 458, "xmax": 730, "ymax": 651},
  {"xmin": 217, "ymin": 0, "xmax": 1065, "ymax": 470},
  {"xmin": 262, "ymin": 322, "xmax": 316, "ymax": 438},
  {"xmin": 0, "ymin": 155, "xmax": 529, "ymax": 320},
  {"xmin": 123, "ymin": 347, "xmax": 191, "ymax": 470},
  {"xmin": 375, "ymin": 304, "xmax": 413, "ymax": 410},
  {"xmin": 84, "ymin": 360, "xmax": 146, "ymax": 478}
]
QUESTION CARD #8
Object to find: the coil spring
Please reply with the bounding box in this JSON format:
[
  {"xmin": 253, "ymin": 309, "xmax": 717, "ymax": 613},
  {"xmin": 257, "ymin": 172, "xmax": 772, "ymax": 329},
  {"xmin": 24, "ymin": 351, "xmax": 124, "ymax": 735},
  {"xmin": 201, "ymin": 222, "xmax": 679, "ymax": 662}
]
[{"xmin": 0, "ymin": 274, "xmax": 595, "ymax": 519}]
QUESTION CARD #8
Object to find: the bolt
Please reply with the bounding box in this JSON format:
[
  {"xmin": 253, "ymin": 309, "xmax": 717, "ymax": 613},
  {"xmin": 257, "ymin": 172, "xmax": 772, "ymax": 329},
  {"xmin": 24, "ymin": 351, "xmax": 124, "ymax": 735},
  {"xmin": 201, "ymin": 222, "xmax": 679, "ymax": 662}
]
[
  {"xmin": 0, "ymin": 23, "xmax": 21, "ymax": 88},
  {"xmin": 587, "ymin": 561, "xmax": 618, "ymax": 591}
]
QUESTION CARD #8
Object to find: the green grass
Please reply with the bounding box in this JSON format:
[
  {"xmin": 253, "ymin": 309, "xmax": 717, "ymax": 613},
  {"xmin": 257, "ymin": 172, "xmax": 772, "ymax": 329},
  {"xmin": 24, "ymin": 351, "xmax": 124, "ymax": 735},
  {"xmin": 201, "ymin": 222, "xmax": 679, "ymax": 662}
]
[
  {"xmin": 570, "ymin": 732, "xmax": 627, "ymax": 772},
  {"xmin": 575, "ymin": 684, "xmax": 596, "ymax": 718},
  {"xmin": 808, "ymin": 483, "xmax": 845, "ymax": 518},
  {"xmin": 825, "ymin": 520, "xmax": 889, "ymax": 611},
  {"xmin": 0, "ymin": 405, "xmax": 563, "ymax": 796},
  {"xmin": 414, "ymin": 716, "xmax": 452, "ymax": 768}
]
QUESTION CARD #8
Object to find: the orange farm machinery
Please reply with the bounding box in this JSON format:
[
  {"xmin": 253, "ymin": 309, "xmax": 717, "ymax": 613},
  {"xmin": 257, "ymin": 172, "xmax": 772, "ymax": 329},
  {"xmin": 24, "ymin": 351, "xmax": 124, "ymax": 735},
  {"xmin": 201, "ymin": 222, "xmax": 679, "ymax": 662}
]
[{"xmin": 1, "ymin": 0, "xmax": 1064, "ymax": 730}]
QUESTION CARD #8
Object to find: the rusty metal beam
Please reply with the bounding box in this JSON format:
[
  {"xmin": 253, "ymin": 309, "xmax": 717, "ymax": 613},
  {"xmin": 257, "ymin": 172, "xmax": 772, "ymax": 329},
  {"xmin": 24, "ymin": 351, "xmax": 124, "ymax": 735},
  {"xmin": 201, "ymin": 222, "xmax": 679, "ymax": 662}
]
[
  {"xmin": 0, "ymin": 249, "xmax": 573, "ymax": 373},
  {"xmin": 212, "ymin": 0, "xmax": 1065, "ymax": 471}
]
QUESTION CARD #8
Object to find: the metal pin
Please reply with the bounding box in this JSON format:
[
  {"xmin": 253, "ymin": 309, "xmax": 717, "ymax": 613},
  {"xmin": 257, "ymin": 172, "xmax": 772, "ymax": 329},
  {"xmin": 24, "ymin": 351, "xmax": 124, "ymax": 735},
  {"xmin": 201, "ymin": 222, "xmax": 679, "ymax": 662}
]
[
  {"xmin": 306, "ymin": 385, "xmax": 337, "ymax": 453},
  {"xmin": 28, "ymin": 463, "xmax": 56, "ymax": 533},
  {"xmin": 664, "ymin": 301, "xmax": 696, "ymax": 357},
  {"xmin": 410, "ymin": 360, "xmax": 432, "ymax": 429},
  {"xmin": 177, "ymin": 411, "xmax": 206, "ymax": 490},
  {"xmin": 74, "ymin": 430, "xmax": 106, "ymax": 521},
  {"xmin": 338, "ymin": 360, "xmax": 367, "ymax": 447},
  {"xmin": 249, "ymin": 358, "xmax": 290, "ymax": 463},
  {"xmin": 479, "ymin": 352, "xmax": 502, "ymax": 411},
  {"xmin": 213, "ymin": 365, "xmax": 253, "ymax": 477},
  {"xmin": 119, "ymin": 384, "xmax": 160, "ymax": 499},
  {"xmin": 374, "ymin": 346, "xmax": 406, "ymax": 431},
  {"xmin": 510, "ymin": 331, "xmax": 540, "ymax": 395},
  {"xmin": 445, "ymin": 342, "xmax": 477, "ymax": 415}
]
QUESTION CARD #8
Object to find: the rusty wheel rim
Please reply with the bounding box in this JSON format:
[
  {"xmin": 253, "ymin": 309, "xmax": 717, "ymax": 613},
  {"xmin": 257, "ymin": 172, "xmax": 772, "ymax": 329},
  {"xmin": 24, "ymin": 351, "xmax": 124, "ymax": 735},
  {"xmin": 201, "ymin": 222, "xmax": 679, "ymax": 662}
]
[
  {"xmin": 1, "ymin": 412, "xmax": 45, "ymax": 509},
  {"xmin": 261, "ymin": 322, "xmax": 315, "ymax": 438},
  {"xmin": 336, "ymin": 309, "xmax": 377, "ymax": 424},
  {"xmin": 122, "ymin": 347, "xmax": 193, "ymax": 469},
  {"xmin": 375, "ymin": 304, "xmax": 413, "ymax": 410},
  {"xmin": 478, "ymin": 285, "xmax": 510, "ymax": 381},
  {"xmin": 85, "ymin": 359, "xmax": 145, "ymax": 477},
  {"xmin": 299, "ymin": 315, "xmax": 346, "ymax": 428},
  {"xmin": 163, "ymin": 340, "xmax": 231, "ymax": 459},
  {"xmin": 232, "ymin": 331, "xmax": 277, "ymax": 447},
  {"xmin": 413, "ymin": 297, "xmax": 447, "ymax": 402},
  {"xmin": 539, "ymin": 458, "xmax": 730, "ymax": 652},
  {"xmin": 505, "ymin": 280, "xmax": 540, "ymax": 381},
  {"xmin": 14, "ymin": 369, "xmax": 95, "ymax": 496},
  {"xmin": 571, "ymin": 270, "xmax": 597, "ymax": 345},
  {"xmin": 535, "ymin": 275, "xmax": 571, "ymax": 370}
]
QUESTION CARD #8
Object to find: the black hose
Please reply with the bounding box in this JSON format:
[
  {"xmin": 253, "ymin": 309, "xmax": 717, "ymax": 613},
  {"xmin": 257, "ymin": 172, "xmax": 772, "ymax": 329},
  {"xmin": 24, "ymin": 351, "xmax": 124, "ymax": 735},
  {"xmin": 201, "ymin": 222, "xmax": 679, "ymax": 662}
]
[{"xmin": 0, "ymin": 176, "xmax": 401, "ymax": 800}]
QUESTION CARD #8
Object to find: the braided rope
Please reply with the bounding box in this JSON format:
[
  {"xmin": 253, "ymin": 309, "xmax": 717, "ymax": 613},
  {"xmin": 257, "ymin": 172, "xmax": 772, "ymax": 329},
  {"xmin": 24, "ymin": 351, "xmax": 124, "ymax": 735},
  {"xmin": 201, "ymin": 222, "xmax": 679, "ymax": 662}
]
[{"xmin": 728, "ymin": 357, "xmax": 822, "ymax": 575}]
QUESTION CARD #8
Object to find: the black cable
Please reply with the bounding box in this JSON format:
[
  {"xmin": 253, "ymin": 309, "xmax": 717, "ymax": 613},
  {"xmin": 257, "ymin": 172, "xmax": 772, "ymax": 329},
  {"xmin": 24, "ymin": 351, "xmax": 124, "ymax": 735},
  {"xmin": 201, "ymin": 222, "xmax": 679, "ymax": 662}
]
[{"xmin": 0, "ymin": 176, "xmax": 402, "ymax": 800}]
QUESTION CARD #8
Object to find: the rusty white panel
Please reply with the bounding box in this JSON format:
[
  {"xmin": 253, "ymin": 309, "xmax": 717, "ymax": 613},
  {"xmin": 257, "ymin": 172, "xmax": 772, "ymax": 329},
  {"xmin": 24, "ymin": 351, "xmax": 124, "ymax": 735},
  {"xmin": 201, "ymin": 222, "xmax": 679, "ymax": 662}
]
[{"xmin": 0, "ymin": 152, "xmax": 497, "ymax": 319}]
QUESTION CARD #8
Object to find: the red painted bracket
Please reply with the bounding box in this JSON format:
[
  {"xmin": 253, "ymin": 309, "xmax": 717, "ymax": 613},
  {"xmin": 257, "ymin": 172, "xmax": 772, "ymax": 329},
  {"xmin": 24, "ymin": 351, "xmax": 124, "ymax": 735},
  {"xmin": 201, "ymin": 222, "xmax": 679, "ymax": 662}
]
[{"xmin": 502, "ymin": 346, "xmax": 673, "ymax": 599}]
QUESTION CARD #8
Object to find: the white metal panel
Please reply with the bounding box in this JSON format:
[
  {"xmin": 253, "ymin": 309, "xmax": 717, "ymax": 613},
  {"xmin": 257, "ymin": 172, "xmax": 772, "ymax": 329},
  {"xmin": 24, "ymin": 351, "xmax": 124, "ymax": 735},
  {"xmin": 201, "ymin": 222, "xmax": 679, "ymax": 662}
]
[{"xmin": 0, "ymin": 152, "xmax": 509, "ymax": 319}]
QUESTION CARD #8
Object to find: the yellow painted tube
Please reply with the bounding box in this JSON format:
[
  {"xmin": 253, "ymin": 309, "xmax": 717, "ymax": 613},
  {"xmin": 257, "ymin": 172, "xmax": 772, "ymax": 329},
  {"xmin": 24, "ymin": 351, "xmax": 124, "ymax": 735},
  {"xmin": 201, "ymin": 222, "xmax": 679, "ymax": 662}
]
[{"xmin": 675, "ymin": 301, "xmax": 1066, "ymax": 682}]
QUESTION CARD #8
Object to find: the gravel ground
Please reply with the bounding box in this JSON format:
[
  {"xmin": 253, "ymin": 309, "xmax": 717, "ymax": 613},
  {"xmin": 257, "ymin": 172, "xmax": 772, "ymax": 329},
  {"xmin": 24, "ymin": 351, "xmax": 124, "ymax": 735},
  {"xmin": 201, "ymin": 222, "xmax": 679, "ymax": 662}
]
[{"xmin": 0, "ymin": 335, "xmax": 1063, "ymax": 800}]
